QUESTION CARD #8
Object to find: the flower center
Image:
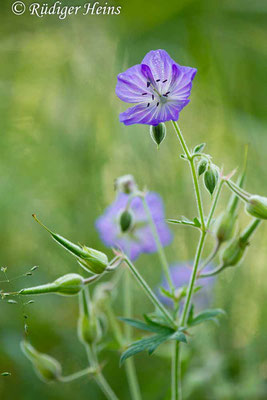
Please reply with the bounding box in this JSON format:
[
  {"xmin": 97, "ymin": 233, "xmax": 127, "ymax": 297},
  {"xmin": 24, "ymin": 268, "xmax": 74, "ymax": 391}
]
[{"xmin": 142, "ymin": 79, "xmax": 170, "ymax": 108}]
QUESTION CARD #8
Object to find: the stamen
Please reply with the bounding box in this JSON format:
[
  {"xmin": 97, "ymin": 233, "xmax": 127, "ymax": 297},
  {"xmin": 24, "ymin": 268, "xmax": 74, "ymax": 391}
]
[
  {"xmin": 142, "ymin": 92, "xmax": 147, "ymax": 95},
  {"xmin": 156, "ymin": 79, "xmax": 160, "ymax": 82},
  {"xmin": 165, "ymin": 91, "xmax": 170, "ymax": 95},
  {"xmin": 152, "ymin": 94, "xmax": 154, "ymax": 100},
  {"xmin": 162, "ymin": 79, "xmax": 167, "ymax": 83},
  {"xmin": 163, "ymin": 91, "xmax": 170, "ymax": 97},
  {"xmin": 147, "ymin": 103, "xmax": 150, "ymax": 107},
  {"xmin": 156, "ymin": 102, "xmax": 159, "ymax": 107},
  {"xmin": 147, "ymin": 82, "xmax": 151, "ymax": 88}
]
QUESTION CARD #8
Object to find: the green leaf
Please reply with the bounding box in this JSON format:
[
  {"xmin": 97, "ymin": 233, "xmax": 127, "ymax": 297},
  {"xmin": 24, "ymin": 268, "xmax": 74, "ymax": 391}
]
[
  {"xmin": 167, "ymin": 218, "xmax": 200, "ymax": 229},
  {"xmin": 189, "ymin": 308, "xmax": 226, "ymax": 327},
  {"xmin": 119, "ymin": 317, "xmax": 172, "ymax": 334},
  {"xmin": 193, "ymin": 143, "xmax": 206, "ymax": 153},
  {"xmin": 120, "ymin": 328, "xmax": 187, "ymax": 365},
  {"xmin": 1, "ymin": 372, "xmax": 11, "ymax": 376},
  {"xmin": 193, "ymin": 217, "xmax": 201, "ymax": 228}
]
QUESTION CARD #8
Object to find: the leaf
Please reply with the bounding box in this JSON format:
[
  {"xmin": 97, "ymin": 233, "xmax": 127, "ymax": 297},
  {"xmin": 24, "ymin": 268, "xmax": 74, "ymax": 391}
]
[
  {"xmin": 120, "ymin": 333, "xmax": 169, "ymax": 365},
  {"xmin": 193, "ymin": 217, "xmax": 201, "ymax": 228},
  {"xmin": 119, "ymin": 317, "xmax": 172, "ymax": 334},
  {"xmin": 120, "ymin": 328, "xmax": 187, "ymax": 365},
  {"xmin": 1, "ymin": 372, "xmax": 11, "ymax": 376},
  {"xmin": 189, "ymin": 308, "xmax": 226, "ymax": 327},
  {"xmin": 194, "ymin": 143, "xmax": 206, "ymax": 153},
  {"xmin": 170, "ymin": 330, "xmax": 187, "ymax": 343},
  {"xmin": 167, "ymin": 218, "xmax": 200, "ymax": 229}
]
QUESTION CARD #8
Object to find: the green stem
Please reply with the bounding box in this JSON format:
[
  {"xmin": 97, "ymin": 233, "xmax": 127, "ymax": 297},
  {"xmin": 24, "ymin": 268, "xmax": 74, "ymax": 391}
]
[
  {"xmin": 123, "ymin": 270, "xmax": 142, "ymax": 400},
  {"xmin": 85, "ymin": 344, "xmax": 119, "ymax": 400},
  {"xmin": 180, "ymin": 231, "xmax": 206, "ymax": 326},
  {"xmin": 206, "ymin": 179, "xmax": 224, "ymax": 229},
  {"xmin": 172, "ymin": 342, "xmax": 182, "ymax": 400},
  {"xmin": 199, "ymin": 264, "xmax": 225, "ymax": 278},
  {"xmin": 171, "ymin": 121, "xmax": 205, "ymax": 228},
  {"xmin": 141, "ymin": 196, "xmax": 174, "ymax": 290},
  {"xmin": 59, "ymin": 366, "xmax": 97, "ymax": 383},
  {"xmin": 123, "ymin": 256, "xmax": 176, "ymax": 329},
  {"xmin": 240, "ymin": 218, "xmax": 261, "ymax": 242}
]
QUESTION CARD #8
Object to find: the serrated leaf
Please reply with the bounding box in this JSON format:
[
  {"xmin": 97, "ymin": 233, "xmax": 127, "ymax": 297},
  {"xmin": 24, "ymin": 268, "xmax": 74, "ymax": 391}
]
[
  {"xmin": 193, "ymin": 143, "xmax": 206, "ymax": 153},
  {"xmin": 189, "ymin": 308, "xmax": 226, "ymax": 327}
]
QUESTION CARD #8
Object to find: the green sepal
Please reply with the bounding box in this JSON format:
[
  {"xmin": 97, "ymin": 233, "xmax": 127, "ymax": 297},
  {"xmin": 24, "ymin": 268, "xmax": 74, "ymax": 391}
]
[{"xmin": 193, "ymin": 143, "xmax": 206, "ymax": 154}]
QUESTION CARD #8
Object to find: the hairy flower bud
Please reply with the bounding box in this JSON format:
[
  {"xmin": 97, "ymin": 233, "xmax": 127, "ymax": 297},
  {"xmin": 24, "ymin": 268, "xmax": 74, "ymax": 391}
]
[
  {"xmin": 215, "ymin": 212, "xmax": 237, "ymax": 244},
  {"xmin": 220, "ymin": 237, "xmax": 248, "ymax": 268},
  {"xmin": 114, "ymin": 175, "xmax": 137, "ymax": 194},
  {"xmin": 21, "ymin": 341, "xmax": 62, "ymax": 383},
  {"xmin": 150, "ymin": 123, "xmax": 166, "ymax": 147},
  {"xmin": 20, "ymin": 273, "xmax": 85, "ymax": 296},
  {"xmin": 119, "ymin": 209, "xmax": 134, "ymax": 233},
  {"xmin": 245, "ymin": 195, "xmax": 267, "ymax": 220},
  {"xmin": 32, "ymin": 215, "xmax": 108, "ymax": 274},
  {"xmin": 204, "ymin": 164, "xmax": 219, "ymax": 195}
]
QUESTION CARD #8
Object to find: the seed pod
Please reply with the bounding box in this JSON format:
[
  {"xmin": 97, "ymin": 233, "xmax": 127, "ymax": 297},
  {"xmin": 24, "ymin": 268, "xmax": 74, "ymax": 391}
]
[
  {"xmin": 119, "ymin": 209, "xmax": 134, "ymax": 233},
  {"xmin": 32, "ymin": 215, "xmax": 108, "ymax": 274},
  {"xmin": 204, "ymin": 164, "xmax": 219, "ymax": 195},
  {"xmin": 19, "ymin": 273, "xmax": 85, "ymax": 296},
  {"xmin": 77, "ymin": 289, "xmax": 102, "ymax": 345},
  {"xmin": 198, "ymin": 159, "xmax": 208, "ymax": 176},
  {"xmin": 114, "ymin": 175, "xmax": 137, "ymax": 194},
  {"xmin": 150, "ymin": 123, "xmax": 166, "ymax": 147},
  {"xmin": 245, "ymin": 195, "xmax": 267, "ymax": 220},
  {"xmin": 21, "ymin": 341, "xmax": 62, "ymax": 383}
]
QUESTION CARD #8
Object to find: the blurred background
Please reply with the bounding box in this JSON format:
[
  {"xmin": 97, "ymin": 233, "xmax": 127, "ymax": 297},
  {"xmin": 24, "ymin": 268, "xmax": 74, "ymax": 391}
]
[{"xmin": 0, "ymin": 0, "xmax": 267, "ymax": 398}]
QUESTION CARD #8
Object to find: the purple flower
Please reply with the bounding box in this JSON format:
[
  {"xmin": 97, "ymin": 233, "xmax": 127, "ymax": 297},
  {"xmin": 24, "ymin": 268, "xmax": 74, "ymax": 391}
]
[
  {"xmin": 116, "ymin": 49, "xmax": 197, "ymax": 126},
  {"xmin": 95, "ymin": 192, "xmax": 173, "ymax": 261},
  {"xmin": 158, "ymin": 263, "xmax": 215, "ymax": 309}
]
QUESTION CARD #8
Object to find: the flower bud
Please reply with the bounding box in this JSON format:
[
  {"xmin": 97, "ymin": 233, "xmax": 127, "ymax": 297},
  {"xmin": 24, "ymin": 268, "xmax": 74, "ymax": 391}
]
[
  {"xmin": 215, "ymin": 212, "xmax": 237, "ymax": 244},
  {"xmin": 32, "ymin": 215, "xmax": 108, "ymax": 274},
  {"xmin": 204, "ymin": 164, "xmax": 219, "ymax": 195},
  {"xmin": 245, "ymin": 195, "xmax": 267, "ymax": 220},
  {"xmin": 220, "ymin": 237, "xmax": 248, "ymax": 268},
  {"xmin": 198, "ymin": 159, "xmax": 208, "ymax": 176},
  {"xmin": 150, "ymin": 123, "xmax": 166, "ymax": 147},
  {"xmin": 20, "ymin": 273, "xmax": 85, "ymax": 296},
  {"xmin": 77, "ymin": 289, "xmax": 102, "ymax": 345},
  {"xmin": 119, "ymin": 209, "xmax": 134, "ymax": 233},
  {"xmin": 21, "ymin": 341, "xmax": 62, "ymax": 383},
  {"xmin": 114, "ymin": 175, "xmax": 137, "ymax": 194}
]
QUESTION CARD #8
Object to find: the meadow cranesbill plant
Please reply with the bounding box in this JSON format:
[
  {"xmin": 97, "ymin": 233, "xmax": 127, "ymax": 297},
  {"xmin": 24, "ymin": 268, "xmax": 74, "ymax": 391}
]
[{"xmin": 1, "ymin": 48, "xmax": 266, "ymax": 400}]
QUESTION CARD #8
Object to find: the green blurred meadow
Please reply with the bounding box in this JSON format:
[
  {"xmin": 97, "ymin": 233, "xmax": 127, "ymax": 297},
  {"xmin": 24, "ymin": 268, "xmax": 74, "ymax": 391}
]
[{"xmin": 0, "ymin": 0, "xmax": 267, "ymax": 398}]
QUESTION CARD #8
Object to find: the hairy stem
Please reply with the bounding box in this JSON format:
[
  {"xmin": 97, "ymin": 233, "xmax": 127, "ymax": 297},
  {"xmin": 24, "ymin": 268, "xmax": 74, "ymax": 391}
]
[
  {"xmin": 172, "ymin": 342, "xmax": 182, "ymax": 400},
  {"xmin": 171, "ymin": 121, "xmax": 205, "ymax": 228}
]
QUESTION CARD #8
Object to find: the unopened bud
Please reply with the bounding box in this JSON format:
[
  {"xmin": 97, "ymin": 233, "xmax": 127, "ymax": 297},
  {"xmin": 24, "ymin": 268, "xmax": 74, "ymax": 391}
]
[
  {"xmin": 21, "ymin": 341, "xmax": 62, "ymax": 383},
  {"xmin": 245, "ymin": 195, "xmax": 267, "ymax": 220},
  {"xmin": 32, "ymin": 215, "xmax": 108, "ymax": 274},
  {"xmin": 119, "ymin": 209, "xmax": 134, "ymax": 233},
  {"xmin": 215, "ymin": 212, "xmax": 237, "ymax": 244},
  {"xmin": 20, "ymin": 273, "xmax": 85, "ymax": 296},
  {"xmin": 198, "ymin": 159, "xmax": 208, "ymax": 176},
  {"xmin": 114, "ymin": 175, "xmax": 137, "ymax": 194},
  {"xmin": 204, "ymin": 164, "xmax": 219, "ymax": 195},
  {"xmin": 220, "ymin": 237, "xmax": 248, "ymax": 268},
  {"xmin": 150, "ymin": 123, "xmax": 166, "ymax": 147}
]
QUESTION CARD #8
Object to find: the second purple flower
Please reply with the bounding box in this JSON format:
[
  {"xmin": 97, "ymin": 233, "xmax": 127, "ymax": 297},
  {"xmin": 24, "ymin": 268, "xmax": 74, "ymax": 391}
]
[{"xmin": 95, "ymin": 192, "xmax": 173, "ymax": 261}]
